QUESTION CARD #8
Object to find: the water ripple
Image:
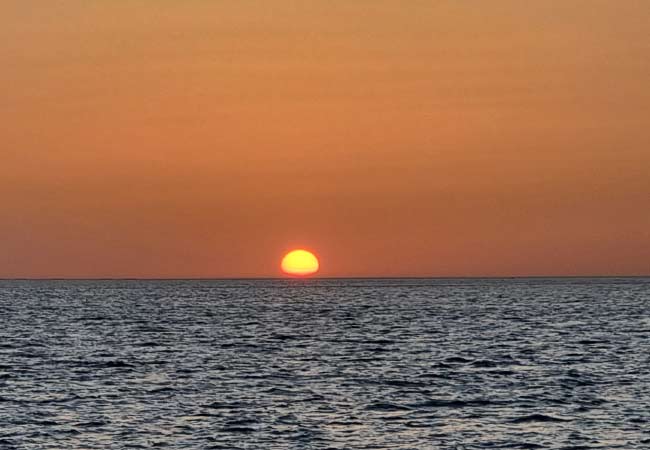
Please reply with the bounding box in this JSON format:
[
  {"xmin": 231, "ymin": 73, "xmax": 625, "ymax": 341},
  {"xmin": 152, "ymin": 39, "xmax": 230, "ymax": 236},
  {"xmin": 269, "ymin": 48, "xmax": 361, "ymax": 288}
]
[{"xmin": 0, "ymin": 277, "xmax": 649, "ymax": 448}]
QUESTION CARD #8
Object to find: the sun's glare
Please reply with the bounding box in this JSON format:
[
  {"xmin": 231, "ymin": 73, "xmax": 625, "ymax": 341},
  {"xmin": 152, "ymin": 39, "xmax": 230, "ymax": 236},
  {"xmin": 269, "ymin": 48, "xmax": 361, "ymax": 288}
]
[{"xmin": 281, "ymin": 249, "xmax": 319, "ymax": 276}]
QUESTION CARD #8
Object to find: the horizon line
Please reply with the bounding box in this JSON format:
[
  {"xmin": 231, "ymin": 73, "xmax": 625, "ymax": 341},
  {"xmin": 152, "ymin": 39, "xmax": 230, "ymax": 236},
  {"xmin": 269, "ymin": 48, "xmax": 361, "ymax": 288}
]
[{"xmin": 1, "ymin": 275, "xmax": 649, "ymax": 281}]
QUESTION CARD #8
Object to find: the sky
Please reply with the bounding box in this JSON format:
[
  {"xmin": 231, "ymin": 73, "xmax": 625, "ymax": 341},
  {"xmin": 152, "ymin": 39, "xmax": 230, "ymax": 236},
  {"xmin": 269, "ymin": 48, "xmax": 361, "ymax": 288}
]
[{"xmin": 1, "ymin": 1, "xmax": 649, "ymax": 278}]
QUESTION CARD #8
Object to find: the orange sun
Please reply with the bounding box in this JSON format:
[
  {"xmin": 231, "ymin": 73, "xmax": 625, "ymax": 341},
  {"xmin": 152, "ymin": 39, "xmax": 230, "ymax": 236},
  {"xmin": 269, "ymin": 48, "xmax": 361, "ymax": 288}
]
[{"xmin": 281, "ymin": 249, "xmax": 320, "ymax": 277}]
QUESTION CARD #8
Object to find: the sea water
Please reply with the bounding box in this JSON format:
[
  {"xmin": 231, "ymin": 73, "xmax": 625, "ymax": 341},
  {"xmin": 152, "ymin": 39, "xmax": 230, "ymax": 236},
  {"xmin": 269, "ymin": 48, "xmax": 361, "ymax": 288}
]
[{"xmin": 1, "ymin": 278, "xmax": 649, "ymax": 449}]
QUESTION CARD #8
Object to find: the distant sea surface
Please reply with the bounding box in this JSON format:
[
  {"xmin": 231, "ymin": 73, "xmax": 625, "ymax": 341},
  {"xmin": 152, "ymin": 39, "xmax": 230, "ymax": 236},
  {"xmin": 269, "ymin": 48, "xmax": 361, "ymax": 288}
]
[{"xmin": 1, "ymin": 278, "xmax": 649, "ymax": 449}]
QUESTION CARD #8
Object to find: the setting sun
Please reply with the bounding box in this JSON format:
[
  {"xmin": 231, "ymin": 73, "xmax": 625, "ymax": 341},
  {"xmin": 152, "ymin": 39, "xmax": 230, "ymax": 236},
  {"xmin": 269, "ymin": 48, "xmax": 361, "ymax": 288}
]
[{"xmin": 281, "ymin": 249, "xmax": 320, "ymax": 276}]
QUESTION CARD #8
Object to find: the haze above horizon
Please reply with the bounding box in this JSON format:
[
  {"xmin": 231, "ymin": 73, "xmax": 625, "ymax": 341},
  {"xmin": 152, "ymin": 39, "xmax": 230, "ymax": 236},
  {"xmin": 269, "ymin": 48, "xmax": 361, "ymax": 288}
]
[{"xmin": 2, "ymin": 1, "xmax": 649, "ymax": 278}]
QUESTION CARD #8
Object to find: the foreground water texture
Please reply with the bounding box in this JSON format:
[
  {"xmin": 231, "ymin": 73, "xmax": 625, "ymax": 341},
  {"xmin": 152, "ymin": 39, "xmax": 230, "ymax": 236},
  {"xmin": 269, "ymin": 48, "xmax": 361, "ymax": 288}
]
[{"xmin": 1, "ymin": 278, "xmax": 649, "ymax": 449}]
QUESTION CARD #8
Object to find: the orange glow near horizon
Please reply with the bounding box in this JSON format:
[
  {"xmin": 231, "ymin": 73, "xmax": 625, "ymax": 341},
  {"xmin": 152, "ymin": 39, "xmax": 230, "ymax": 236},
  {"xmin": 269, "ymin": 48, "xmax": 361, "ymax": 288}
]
[
  {"xmin": 281, "ymin": 250, "xmax": 320, "ymax": 277},
  {"xmin": 1, "ymin": 1, "xmax": 649, "ymax": 278}
]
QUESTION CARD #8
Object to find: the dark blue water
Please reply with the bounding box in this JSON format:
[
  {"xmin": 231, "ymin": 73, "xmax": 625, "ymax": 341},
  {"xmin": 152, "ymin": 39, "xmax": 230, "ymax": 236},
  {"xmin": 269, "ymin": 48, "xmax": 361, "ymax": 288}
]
[{"xmin": 1, "ymin": 278, "xmax": 649, "ymax": 449}]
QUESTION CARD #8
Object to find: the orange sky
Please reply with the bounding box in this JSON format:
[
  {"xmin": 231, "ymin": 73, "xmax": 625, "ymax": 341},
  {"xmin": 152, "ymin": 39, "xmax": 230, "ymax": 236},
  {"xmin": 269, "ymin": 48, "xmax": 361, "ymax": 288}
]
[{"xmin": 2, "ymin": 1, "xmax": 649, "ymax": 278}]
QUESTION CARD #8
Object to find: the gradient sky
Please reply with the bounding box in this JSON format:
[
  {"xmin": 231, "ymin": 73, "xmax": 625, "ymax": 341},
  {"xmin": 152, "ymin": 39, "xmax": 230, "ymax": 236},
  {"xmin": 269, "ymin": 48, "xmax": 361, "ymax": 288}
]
[{"xmin": 2, "ymin": 1, "xmax": 649, "ymax": 278}]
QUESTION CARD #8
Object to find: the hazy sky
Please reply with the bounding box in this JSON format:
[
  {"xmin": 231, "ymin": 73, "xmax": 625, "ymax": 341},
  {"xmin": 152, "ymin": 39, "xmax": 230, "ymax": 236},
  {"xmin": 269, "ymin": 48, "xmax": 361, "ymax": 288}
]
[{"xmin": 2, "ymin": 1, "xmax": 649, "ymax": 278}]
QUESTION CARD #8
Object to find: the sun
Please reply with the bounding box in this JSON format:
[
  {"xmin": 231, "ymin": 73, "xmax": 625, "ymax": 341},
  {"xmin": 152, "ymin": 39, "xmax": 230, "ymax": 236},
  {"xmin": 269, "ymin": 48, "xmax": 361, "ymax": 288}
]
[{"xmin": 281, "ymin": 249, "xmax": 320, "ymax": 277}]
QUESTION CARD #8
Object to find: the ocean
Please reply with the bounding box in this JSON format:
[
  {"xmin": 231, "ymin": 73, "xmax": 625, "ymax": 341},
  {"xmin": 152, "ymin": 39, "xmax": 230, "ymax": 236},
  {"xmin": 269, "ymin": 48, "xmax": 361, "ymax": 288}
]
[{"xmin": 1, "ymin": 278, "xmax": 649, "ymax": 449}]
